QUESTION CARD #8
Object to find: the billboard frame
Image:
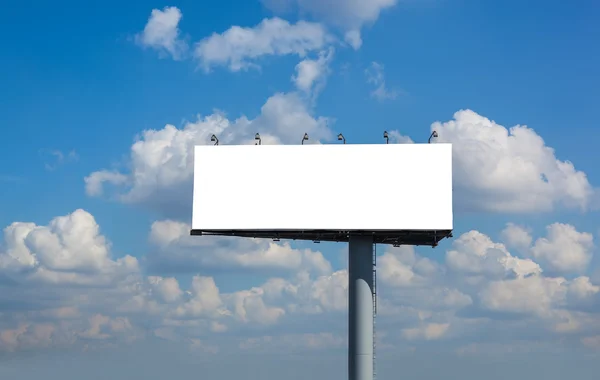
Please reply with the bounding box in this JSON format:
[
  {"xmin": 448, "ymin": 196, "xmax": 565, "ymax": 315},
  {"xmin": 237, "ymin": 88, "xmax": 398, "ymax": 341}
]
[{"xmin": 190, "ymin": 229, "xmax": 452, "ymax": 246}]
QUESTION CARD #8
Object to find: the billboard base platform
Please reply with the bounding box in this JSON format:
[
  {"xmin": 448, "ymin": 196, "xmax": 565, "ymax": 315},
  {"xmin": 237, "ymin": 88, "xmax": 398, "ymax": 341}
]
[{"xmin": 190, "ymin": 229, "xmax": 453, "ymax": 247}]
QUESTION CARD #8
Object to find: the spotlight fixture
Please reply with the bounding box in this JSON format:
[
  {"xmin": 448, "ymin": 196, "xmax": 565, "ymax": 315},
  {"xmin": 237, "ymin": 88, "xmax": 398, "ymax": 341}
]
[
  {"xmin": 383, "ymin": 131, "xmax": 389, "ymax": 144},
  {"xmin": 302, "ymin": 133, "xmax": 309, "ymax": 145},
  {"xmin": 255, "ymin": 133, "xmax": 261, "ymax": 145},
  {"xmin": 337, "ymin": 133, "xmax": 346, "ymax": 144},
  {"xmin": 428, "ymin": 130, "xmax": 438, "ymax": 144},
  {"xmin": 210, "ymin": 134, "xmax": 219, "ymax": 145}
]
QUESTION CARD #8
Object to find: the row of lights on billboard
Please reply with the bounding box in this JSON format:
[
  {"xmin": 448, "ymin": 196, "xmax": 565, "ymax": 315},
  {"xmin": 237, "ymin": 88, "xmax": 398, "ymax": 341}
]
[{"xmin": 209, "ymin": 131, "xmax": 439, "ymax": 145}]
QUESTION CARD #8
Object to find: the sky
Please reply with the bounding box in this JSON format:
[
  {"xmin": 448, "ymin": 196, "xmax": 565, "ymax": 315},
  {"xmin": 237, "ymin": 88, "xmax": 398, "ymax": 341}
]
[{"xmin": 1, "ymin": 0, "xmax": 600, "ymax": 378}]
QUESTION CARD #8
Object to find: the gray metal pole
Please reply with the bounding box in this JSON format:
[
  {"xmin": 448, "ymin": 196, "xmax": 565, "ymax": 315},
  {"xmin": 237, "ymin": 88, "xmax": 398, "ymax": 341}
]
[{"xmin": 348, "ymin": 235, "xmax": 374, "ymax": 380}]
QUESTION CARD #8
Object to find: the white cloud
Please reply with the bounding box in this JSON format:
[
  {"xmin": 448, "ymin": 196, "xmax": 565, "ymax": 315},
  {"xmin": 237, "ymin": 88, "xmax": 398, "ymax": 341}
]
[
  {"xmin": 170, "ymin": 276, "xmax": 230, "ymax": 320},
  {"xmin": 530, "ymin": 223, "xmax": 594, "ymax": 275},
  {"xmin": 446, "ymin": 230, "xmax": 542, "ymax": 279},
  {"xmin": 291, "ymin": 48, "xmax": 334, "ymax": 95},
  {"xmin": 1, "ymin": 210, "xmax": 600, "ymax": 354},
  {"xmin": 378, "ymin": 246, "xmax": 439, "ymax": 287},
  {"xmin": 84, "ymin": 171, "xmax": 128, "ymax": 197},
  {"xmin": 147, "ymin": 276, "xmax": 183, "ymax": 303},
  {"xmin": 387, "ymin": 130, "xmax": 414, "ymax": 144},
  {"xmin": 432, "ymin": 110, "xmax": 594, "ymax": 213},
  {"xmin": 479, "ymin": 275, "xmax": 568, "ymax": 316},
  {"xmin": 84, "ymin": 92, "xmax": 332, "ymax": 218},
  {"xmin": 479, "ymin": 274, "xmax": 599, "ymax": 320},
  {"xmin": 86, "ymin": 100, "xmax": 596, "ymax": 222},
  {"xmin": 147, "ymin": 220, "xmax": 332, "ymax": 275},
  {"xmin": 135, "ymin": 6, "xmax": 188, "ymax": 60},
  {"xmin": 568, "ymin": 276, "xmax": 600, "ymax": 301},
  {"xmin": 499, "ymin": 222, "xmax": 594, "ymax": 275},
  {"xmin": 87, "ymin": 101, "xmax": 597, "ymax": 222},
  {"xmin": 365, "ymin": 62, "xmax": 399, "ymax": 101},
  {"xmin": 194, "ymin": 17, "xmax": 333, "ymax": 71},
  {"xmin": 2, "ymin": 210, "xmax": 599, "ymax": 355},
  {"xmin": 344, "ymin": 29, "xmax": 362, "ymax": 49},
  {"xmin": 261, "ymin": 0, "xmax": 398, "ymax": 31},
  {"xmin": 501, "ymin": 223, "xmax": 532, "ymax": 251},
  {"xmin": 0, "ymin": 209, "xmax": 138, "ymax": 286},
  {"xmin": 227, "ymin": 287, "xmax": 286, "ymax": 325}
]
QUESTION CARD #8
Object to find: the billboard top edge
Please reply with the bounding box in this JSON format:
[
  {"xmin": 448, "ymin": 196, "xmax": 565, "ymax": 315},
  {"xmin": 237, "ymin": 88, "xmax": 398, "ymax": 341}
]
[{"xmin": 194, "ymin": 143, "xmax": 452, "ymax": 147}]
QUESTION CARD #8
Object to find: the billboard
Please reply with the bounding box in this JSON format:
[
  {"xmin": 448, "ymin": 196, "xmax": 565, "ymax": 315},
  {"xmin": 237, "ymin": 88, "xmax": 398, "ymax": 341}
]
[{"xmin": 192, "ymin": 144, "xmax": 452, "ymax": 231}]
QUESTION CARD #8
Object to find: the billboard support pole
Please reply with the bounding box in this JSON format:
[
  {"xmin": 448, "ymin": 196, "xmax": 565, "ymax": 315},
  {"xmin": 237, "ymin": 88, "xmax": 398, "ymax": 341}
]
[{"xmin": 348, "ymin": 234, "xmax": 374, "ymax": 380}]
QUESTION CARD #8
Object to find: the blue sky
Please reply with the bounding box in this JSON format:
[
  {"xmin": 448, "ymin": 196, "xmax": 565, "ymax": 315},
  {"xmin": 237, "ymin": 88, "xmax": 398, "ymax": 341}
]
[{"xmin": 1, "ymin": 0, "xmax": 600, "ymax": 378}]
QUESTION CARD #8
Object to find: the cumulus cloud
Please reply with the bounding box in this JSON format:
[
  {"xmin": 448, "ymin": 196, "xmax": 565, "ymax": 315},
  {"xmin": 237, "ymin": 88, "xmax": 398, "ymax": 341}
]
[
  {"xmin": 147, "ymin": 276, "xmax": 183, "ymax": 303},
  {"xmin": 84, "ymin": 96, "xmax": 599, "ymax": 263},
  {"xmin": 194, "ymin": 17, "xmax": 334, "ymax": 71},
  {"xmin": 500, "ymin": 223, "xmax": 532, "ymax": 251},
  {"xmin": 1, "ymin": 211, "xmax": 600, "ymax": 354},
  {"xmin": 365, "ymin": 61, "xmax": 399, "ymax": 101},
  {"xmin": 84, "ymin": 92, "xmax": 332, "ymax": 218},
  {"xmin": 445, "ymin": 230, "xmax": 542, "ymax": 279},
  {"xmin": 479, "ymin": 275, "xmax": 568, "ymax": 316},
  {"xmin": 135, "ymin": 6, "xmax": 188, "ymax": 60},
  {"xmin": 568, "ymin": 276, "xmax": 600, "ymax": 302},
  {"xmin": 376, "ymin": 246, "xmax": 473, "ymax": 317},
  {"xmin": 432, "ymin": 110, "xmax": 595, "ymax": 213},
  {"xmin": 0, "ymin": 209, "xmax": 337, "ymax": 352},
  {"xmin": 378, "ymin": 246, "xmax": 441, "ymax": 287},
  {"xmin": 530, "ymin": 223, "xmax": 594, "ymax": 275},
  {"xmin": 499, "ymin": 222, "xmax": 594, "ymax": 275},
  {"xmin": 0, "ymin": 209, "xmax": 138, "ymax": 286},
  {"xmin": 85, "ymin": 105, "xmax": 597, "ymax": 222}
]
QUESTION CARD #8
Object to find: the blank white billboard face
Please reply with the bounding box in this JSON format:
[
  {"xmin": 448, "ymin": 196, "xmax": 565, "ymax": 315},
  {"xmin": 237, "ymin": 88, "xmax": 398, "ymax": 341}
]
[{"xmin": 192, "ymin": 144, "xmax": 452, "ymax": 231}]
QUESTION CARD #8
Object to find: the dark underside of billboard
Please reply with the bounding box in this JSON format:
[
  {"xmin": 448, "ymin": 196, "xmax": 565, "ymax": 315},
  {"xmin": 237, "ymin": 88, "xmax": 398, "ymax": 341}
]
[{"xmin": 190, "ymin": 229, "xmax": 453, "ymax": 246}]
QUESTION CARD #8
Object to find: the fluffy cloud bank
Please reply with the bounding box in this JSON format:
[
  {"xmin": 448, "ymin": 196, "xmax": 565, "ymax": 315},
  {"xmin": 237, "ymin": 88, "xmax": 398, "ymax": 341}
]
[
  {"xmin": 86, "ymin": 103, "xmax": 594, "ymax": 219},
  {"xmin": 386, "ymin": 110, "xmax": 594, "ymax": 213},
  {"xmin": 0, "ymin": 209, "xmax": 138, "ymax": 286},
  {"xmin": 0, "ymin": 209, "xmax": 340, "ymax": 352},
  {"xmin": 1, "ymin": 210, "xmax": 599, "ymax": 354},
  {"xmin": 433, "ymin": 110, "xmax": 594, "ymax": 212},
  {"xmin": 84, "ymin": 91, "xmax": 332, "ymax": 218}
]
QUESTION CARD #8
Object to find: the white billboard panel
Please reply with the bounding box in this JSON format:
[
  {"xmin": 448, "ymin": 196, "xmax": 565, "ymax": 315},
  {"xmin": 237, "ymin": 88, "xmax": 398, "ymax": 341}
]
[{"xmin": 192, "ymin": 144, "xmax": 452, "ymax": 231}]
